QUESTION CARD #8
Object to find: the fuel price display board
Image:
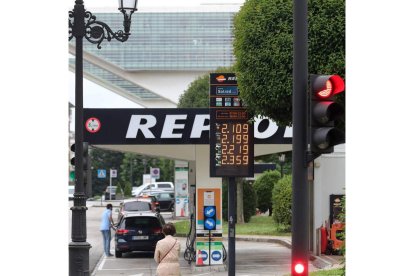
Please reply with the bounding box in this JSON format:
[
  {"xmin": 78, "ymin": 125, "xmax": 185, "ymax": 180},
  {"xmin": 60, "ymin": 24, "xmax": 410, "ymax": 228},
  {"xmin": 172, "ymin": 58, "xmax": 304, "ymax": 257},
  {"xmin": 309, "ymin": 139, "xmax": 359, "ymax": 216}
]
[{"xmin": 209, "ymin": 73, "xmax": 253, "ymax": 177}]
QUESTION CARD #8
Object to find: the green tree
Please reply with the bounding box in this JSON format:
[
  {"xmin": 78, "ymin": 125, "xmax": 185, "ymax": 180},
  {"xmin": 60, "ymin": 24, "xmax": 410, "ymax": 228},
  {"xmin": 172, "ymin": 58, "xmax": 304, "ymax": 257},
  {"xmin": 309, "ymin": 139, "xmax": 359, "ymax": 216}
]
[
  {"xmin": 90, "ymin": 147, "xmax": 125, "ymax": 196},
  {"xmin": 253, "ymin": 170, "xmax": 281, "ymax": 215},
  {"xmin": 272, "ymin": 174, "xmax": 292, "ymax": 229},
  {"xmin": 222, "ymin": 178, "xmax": 257, "ymax": 223},
  {"xmin": 177, "ymin": 66, "xmax": 234, "ymax": 108},
  {"xmin": 119, "ymin": 154, "xmax": 175, "ymax": 190},
  {"xmin": 233, "ymin": 0, "xmax": 345, "ymax": 126}
]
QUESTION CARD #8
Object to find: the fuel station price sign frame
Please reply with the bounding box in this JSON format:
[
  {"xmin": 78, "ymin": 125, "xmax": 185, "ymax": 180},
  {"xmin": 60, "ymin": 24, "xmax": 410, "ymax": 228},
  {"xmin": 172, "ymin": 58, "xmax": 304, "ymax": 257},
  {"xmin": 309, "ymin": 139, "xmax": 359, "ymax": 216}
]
[{"xmin": 209, "ymin": 73, "xmax": 254, "ymax": 177}]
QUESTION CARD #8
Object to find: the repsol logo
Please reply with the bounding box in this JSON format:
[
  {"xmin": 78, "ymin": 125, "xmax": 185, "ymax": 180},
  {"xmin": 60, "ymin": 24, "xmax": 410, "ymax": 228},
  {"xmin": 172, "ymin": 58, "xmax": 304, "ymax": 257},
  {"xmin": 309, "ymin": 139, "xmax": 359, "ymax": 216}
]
[
  {"xmin": 125, "ymin": 114, "xmax": 292, "ymax": 140},
  {"xmin": 83, "ymin": 108, "xmax": 291, "ymax": 145}
]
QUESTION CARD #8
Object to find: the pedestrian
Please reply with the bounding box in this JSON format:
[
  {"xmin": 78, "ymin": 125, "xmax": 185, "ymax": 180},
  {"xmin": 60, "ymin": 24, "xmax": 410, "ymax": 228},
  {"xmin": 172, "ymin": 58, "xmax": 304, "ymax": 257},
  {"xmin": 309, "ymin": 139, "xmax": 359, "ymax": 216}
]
[
  {"xmin": 154, "ymin": 223, "xmax": 181, "ymax": 276},
  {"xmin": 100, "ymin": 203, "xmax": 115, "ymax": 257}
]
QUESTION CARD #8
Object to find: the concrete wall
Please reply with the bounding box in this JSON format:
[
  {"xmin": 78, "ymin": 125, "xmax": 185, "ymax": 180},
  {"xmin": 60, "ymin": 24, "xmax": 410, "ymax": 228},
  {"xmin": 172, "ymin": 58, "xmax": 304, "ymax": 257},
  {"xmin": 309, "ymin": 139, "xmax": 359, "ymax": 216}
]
[{"xmin": 312, "ymin": 144, "xmax": 345, "ymax": 254}]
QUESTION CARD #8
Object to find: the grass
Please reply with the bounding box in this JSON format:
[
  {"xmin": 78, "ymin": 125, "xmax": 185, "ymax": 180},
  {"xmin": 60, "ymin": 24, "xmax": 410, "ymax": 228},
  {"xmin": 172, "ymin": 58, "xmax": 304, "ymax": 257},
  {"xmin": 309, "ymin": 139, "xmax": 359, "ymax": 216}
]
[
  {"xmin": 310, "ymin": 268, "xmax": 344, "ymax": 276},
  {"xmin": 282, "ymin": 268, "xmax": 344, "ymax": 276},
  {"xmin": 174, "ymin": 215, "xmax": 290, "ymax": 236}
]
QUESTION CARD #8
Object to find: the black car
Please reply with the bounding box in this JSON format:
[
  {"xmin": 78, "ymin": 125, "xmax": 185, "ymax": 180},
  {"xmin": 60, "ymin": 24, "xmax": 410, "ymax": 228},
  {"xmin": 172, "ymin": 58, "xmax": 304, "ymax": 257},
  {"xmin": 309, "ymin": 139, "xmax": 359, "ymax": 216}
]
[
  {"xmin": 151, "ymin": 191, "xmax": 175, "ymax": 212},
  {"xmin": 114, "ymin": 212, "xmax": 165, "ymax": 258}
]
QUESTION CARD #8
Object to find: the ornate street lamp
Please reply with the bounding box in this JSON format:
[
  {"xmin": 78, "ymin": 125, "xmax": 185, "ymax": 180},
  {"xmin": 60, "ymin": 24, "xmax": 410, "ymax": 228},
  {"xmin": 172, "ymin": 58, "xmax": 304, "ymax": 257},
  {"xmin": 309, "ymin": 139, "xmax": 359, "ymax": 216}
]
[
  {"xmin": 68, "ymin": 1, "xmax": 137, "ymax": 275},
  {"xmin": 279, "ymin": 153, "xmax": 286, "ymax": 178}
]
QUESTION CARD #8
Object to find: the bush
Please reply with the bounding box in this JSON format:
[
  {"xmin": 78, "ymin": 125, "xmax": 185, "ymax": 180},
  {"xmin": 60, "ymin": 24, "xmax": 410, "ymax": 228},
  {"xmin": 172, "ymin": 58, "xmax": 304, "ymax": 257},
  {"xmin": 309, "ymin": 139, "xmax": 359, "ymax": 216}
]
[
  {"xmin": 253, "ymin": 170, "xmax": 281, "ymax": 215},
  {"xmin": 124, "ymin": 183, "xmax": 132, "ymax": 197},
  {"xmin": 243, "ymin": 180, "xmax": 257, "ymax": 223},
  {"xmin": 222, "ymin": 179, "xmax": 257, "ymax": 223},
  {"xmin": 272, "ymin": 175, "xmax": 292, "ymax": 230}
]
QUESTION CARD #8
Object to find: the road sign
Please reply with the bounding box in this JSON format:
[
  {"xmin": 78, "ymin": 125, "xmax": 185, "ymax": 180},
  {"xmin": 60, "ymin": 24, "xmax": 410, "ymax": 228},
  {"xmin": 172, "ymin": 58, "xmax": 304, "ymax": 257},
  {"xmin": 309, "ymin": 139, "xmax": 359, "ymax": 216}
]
[
  {"xmin": 150, "ymin": 167, "xmax": 160, "ymax": 179},
  {"xmin": 204, "ymin": 206, "xmax": 216, "ymax": 218},
  {"xmin": 204, "ymin": 218, "xmax": 216, "ymax": 230},
  {"xmin": 97, "ymin": 169, "xmax": 106, "ymax": 178},
  {"xmin": 85, "ymin": 117, "xmax": 101, "ymax": 133},
  {"xmin": 110, "ymin": 169, "xmax": 117, "ymax": 178}
]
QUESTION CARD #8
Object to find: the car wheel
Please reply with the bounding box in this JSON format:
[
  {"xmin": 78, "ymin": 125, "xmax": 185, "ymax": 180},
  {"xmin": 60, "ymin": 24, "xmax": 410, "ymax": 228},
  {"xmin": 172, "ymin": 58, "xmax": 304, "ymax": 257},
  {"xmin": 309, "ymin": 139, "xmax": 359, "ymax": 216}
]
[{"xmin": 115, "ymin": 250, "xmax": 122, "ymax": 258}]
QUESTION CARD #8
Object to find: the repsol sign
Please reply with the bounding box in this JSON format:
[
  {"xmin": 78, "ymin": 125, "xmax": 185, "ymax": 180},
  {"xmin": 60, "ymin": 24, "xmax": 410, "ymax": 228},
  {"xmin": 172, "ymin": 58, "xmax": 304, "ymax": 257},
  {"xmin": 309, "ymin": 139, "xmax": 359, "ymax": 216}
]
[{"xmin": 83, "ymin": 108, "xmax": 292, "ymax": 145}]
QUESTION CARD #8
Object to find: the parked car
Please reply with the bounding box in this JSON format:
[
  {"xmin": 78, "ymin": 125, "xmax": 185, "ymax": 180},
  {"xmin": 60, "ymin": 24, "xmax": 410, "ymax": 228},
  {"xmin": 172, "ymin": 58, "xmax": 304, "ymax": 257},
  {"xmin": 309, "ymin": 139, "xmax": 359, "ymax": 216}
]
[
  {"xmin": 114, "ymin": 212, "xmax": 165, "ymax": 257},
  {"xmin": 104, "ymin": 186, "xmax": 117, "ymax": 200},
  {"xmin": 117, "ymin": 199, "xmax": 153, "ymax": 222},
  {"xmin": 136, "ymin": 195, "xmax": 160, "ymax": 213},
  {"xmin": 132, "ymin": 182, "xmax": 174, "ymax": 197},
  {"xmin": 137, "ymin": 188, "xmax": 165, "ymax": 197},
  {"xmin": 141, "ymin": 191, "xmax": 175, "ymax": 212}
]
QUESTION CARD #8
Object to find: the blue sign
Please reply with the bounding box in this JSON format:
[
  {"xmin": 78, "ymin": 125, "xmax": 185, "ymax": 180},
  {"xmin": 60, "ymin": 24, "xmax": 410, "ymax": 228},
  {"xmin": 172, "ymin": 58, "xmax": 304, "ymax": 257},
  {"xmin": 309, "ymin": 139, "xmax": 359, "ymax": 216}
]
[
  {"xmin": 204, "ymin": 218, "xmax": 216, "ymax": 230},
  {"xmin": 211, "ymin": 250, "xmax": 222, "ymax": 261},
  {"xmin": 201, "ymin": 250, "xmax": 208, "ymax": 261},
  {"xmin": 97, "ymin": 169, "xmax": 106, "ymax": 178},
  {"xmin": 216, "ymin": 86, "xmax": 238, "ymax": 96},
  {"xmin": 204, "ymin": 206, "xmax": 216, "ymax": 218}
]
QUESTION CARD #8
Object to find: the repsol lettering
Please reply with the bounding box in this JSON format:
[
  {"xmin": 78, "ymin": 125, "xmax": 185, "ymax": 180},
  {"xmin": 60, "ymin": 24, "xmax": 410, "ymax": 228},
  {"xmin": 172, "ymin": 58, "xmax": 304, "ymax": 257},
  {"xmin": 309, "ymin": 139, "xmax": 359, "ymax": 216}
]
[{"xmin": 83, "ymin": 108, "xmax": 291, "ymax": 145}]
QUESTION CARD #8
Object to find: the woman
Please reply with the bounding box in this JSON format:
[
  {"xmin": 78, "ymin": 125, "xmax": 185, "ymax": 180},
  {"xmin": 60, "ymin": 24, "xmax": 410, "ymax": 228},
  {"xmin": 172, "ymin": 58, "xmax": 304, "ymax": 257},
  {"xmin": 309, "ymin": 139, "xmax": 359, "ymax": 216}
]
[{"xmin": 154, "ymin": 223, "xmax": 181, "ymax": 276}]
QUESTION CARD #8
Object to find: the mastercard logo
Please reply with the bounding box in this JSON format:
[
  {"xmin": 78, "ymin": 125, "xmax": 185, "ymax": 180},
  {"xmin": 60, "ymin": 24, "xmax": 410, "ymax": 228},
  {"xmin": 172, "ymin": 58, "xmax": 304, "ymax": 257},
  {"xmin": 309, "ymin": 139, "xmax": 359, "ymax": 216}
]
[{"xmin": 216, "ymin": 75, "xmax": 226, "ymax": 82}]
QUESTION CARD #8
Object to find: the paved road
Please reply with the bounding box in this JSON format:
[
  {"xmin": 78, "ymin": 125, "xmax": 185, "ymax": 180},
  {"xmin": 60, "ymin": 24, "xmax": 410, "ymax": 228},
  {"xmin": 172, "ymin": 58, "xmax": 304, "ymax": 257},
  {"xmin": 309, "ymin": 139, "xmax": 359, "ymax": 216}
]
[
  {"xmin": 69, "ymin": 200, "xmax": 324, "ymax": 276},
  {"xmin": 68, "ymin": 200, "xmax": 176, "ymax": 273},
  {"xmin": 92, "ymin": 238, "xmax": 294, "ymax": 276}
]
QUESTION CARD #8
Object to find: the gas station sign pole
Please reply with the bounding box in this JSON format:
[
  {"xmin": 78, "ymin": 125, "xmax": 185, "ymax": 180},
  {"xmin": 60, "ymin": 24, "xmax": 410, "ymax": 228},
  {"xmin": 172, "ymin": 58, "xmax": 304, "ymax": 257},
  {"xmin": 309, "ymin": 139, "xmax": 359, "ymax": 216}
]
[{"xmin": 209, "ymin": 73, "xmax": 254, "ymax": 276}]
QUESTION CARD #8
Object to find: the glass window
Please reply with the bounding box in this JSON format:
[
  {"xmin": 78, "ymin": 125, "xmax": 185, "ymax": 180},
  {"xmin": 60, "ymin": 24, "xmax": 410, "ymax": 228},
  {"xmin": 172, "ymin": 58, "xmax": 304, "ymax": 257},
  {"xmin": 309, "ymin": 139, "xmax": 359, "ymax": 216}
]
[
  {"xmin": 125, "ymin": 217, "xmax": 161, "ymax": 228},
  {"xmin": 124, "ymin": 201, "xmax": 151, "ymax": 211},
  {"xmin": 158, "ymin": 184, "xmax": 171, "ymax": 188}
]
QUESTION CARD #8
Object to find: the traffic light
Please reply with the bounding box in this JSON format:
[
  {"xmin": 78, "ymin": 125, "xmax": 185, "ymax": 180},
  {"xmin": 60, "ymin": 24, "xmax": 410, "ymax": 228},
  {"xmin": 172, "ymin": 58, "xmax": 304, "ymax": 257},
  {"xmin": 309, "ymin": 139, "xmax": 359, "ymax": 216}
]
[
  {"xmin": 309, "ymin": 74, "xmax": 345, "ymax": 158},
  {"xmin": 292, "ymin": 260, "xmax": 307, "ymax": 275},
  {"xmin": 70, "ymin": 142, "xmax": 89, "ymax": 170},
  {"xmin": 203, "ymin": 206, "xmax": 217, "ymax": 231}
]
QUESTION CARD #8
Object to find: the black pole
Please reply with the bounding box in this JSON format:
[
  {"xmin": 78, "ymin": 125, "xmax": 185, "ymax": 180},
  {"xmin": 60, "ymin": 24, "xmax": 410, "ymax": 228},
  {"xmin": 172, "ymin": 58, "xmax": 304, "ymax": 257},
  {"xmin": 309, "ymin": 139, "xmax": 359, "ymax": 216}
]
[
  {"xmin": 69, "ymin": 1, "xmax": 91, "ymax": 275},
  {"xmin": 292, "ymin": 0, "xmax": 309, "ymax": 275},
  {"xmin": 68, "ymin": 2, "xmax": 136, "ymax": 274},
  {"xmin": 209, "ymin": 230, "xmax": 211, "ymax": 266},
  {"xmin": 227, "ymin": 177, "xmax": 236, "ymax": 276}
]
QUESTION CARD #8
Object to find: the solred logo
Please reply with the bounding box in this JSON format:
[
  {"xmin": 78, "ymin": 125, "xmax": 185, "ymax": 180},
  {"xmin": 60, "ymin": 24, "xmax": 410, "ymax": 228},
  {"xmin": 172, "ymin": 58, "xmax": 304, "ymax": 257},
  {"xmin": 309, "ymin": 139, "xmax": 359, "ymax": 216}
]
[{"xmin": 216, "ymin": 75, "xmax": 226, "ymax": 82}]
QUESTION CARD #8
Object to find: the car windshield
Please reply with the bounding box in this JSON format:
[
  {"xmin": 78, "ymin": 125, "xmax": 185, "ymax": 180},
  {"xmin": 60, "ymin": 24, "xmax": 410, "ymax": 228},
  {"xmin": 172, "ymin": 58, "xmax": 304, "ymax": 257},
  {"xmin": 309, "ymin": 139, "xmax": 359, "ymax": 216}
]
[
  {"xmin": 125, "ymin": 217, "xmax": 161, "ymax": 229},
  {"xmin": 124, "ymin": 201, "xmax": 151, "ymax": 211}
]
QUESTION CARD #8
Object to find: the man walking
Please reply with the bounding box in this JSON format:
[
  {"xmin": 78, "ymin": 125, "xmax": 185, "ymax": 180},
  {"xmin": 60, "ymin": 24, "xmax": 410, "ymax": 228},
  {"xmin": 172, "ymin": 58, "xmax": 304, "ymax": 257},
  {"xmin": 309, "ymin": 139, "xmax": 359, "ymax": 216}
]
[{"xmin": 100, "ymin": 203, "xmax": 115, "ymax": 257}]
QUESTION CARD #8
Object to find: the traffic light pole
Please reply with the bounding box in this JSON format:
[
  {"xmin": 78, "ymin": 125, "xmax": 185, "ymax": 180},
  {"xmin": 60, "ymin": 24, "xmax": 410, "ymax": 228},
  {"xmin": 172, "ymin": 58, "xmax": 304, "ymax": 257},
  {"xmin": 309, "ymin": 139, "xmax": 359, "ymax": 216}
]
[{"xmin": 292, "ymin": 0, "xmax": 309, "ymax": 275}]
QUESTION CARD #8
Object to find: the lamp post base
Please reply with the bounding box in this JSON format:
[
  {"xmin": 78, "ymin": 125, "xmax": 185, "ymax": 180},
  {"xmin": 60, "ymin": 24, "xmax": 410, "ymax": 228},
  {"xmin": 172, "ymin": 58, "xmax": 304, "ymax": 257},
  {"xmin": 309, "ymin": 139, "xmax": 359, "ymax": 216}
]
[{"xmin": 69, "ymin": 241, "xmax": 91, "ymax": 276}]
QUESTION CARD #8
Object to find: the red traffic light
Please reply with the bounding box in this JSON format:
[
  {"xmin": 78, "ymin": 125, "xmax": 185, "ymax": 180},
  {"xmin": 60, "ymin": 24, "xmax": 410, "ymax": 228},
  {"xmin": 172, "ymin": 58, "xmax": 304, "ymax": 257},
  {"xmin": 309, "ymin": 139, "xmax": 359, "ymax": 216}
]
[
  {"xmin": 294, "ymin": 263, "xmax": 305, "ymax": 273},
  {"xmin": 312, "ymin": 75, "xmax": 345, "ymax": 99},
  {"xmin": 293, "ymin": 262, "xmax": 305, "ymax": 274}
]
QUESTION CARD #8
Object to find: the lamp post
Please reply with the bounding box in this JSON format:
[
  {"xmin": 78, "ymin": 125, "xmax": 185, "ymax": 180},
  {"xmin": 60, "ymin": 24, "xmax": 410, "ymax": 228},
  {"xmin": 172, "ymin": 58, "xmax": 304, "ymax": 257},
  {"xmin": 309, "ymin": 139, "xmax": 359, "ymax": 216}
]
[
  {"xmin": 130, "ymin": 159, "xmax": 137, "ymax": 186},
  {"xmin": 68, "ymin": 1, "xmax": 137, "ymax": 275},
  {"xmin": 279, "ymin": 153, "xmax": 286, "ymax": 178},
  {"xmin": 142, "ymin": 158, "xmax": 148, "ymax": 174}
]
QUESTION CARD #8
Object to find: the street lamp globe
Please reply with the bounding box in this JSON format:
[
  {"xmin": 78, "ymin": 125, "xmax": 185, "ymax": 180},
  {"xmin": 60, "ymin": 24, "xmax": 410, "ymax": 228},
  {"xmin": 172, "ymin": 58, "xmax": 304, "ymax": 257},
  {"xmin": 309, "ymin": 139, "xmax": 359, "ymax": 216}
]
[
  {"xmin": 119, "ymin": 0, "xmax": 138, "ymax": 34},
  {"xmin": 119, "ymin": 0, "xmax": 138, "ymax": 12}
]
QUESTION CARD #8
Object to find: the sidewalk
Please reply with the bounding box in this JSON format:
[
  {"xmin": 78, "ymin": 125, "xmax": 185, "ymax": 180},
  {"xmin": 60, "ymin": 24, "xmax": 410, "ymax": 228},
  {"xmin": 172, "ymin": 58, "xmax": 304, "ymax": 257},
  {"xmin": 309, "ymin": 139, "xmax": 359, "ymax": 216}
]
[{"xmin": 232, "ymin": 235, "xmax": 343, "ymax": 270}]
